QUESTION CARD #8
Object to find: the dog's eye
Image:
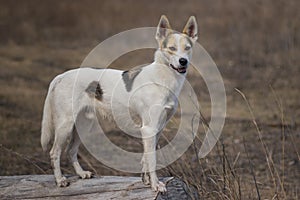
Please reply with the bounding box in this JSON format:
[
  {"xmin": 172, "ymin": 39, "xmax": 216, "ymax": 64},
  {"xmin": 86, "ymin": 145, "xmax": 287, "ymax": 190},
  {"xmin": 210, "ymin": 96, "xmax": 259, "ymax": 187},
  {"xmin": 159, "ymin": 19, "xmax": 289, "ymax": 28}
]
[
  {"xmin": 185, "ymin": 46, "xmax": 191, "ymax": 51},
  {"xmin": 168, "ymin": 46, "xmax": 176, "ymax": 51}
]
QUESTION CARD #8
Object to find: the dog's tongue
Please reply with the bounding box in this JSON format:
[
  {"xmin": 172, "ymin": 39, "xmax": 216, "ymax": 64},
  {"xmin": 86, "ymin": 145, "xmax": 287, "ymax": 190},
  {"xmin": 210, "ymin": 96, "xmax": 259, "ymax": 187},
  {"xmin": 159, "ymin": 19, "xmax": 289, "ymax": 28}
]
[
  {"xmin": 178, "ymin": 68, "xmax": 186, "ymax": 73},
  {"xmin": 170, "ymin": 64, "xmax": 186, "ymax": 74}
]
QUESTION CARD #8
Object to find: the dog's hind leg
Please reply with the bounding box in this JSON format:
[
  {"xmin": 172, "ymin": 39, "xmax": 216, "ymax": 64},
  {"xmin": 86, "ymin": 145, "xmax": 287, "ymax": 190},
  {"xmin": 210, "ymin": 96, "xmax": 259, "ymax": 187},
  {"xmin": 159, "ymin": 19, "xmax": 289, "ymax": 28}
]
[
  {"xmin": 141, "ymin": 154, "xmax": 150, "ymax": 185},
  {"xmin": 68, "ymin": 129, "xmax": 92, "ymax": 179},
  {"xmin": 50, "ymin": 121, "xmax": 73, "ymax": 187}
]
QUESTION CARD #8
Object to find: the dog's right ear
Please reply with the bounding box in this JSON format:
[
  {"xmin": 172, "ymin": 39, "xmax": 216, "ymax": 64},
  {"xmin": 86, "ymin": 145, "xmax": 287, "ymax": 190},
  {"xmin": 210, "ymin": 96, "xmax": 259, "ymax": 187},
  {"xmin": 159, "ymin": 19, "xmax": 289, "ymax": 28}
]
[
  {"xmin": 156, "ymin": 15, "xmax": 171, "ymax": 43},
  {"xmin": 183, "ymin": 16, "xmax": 198, "ymax": 43}
]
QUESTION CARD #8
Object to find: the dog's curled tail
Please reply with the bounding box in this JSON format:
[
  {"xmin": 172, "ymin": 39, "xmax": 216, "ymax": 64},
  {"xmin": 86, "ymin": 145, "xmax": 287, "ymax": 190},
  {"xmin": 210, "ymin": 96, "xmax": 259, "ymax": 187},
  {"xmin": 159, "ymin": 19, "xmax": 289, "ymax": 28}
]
[{"xmin": 41, "ymin": 80, "xmax": 56, "ymax": 152}]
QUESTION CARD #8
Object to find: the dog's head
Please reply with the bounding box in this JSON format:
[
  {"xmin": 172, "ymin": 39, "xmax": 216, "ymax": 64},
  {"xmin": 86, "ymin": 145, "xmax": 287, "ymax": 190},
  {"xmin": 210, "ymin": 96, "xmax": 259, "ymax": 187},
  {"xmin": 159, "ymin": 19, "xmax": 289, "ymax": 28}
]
[{"xmin": 155, "ymin": 15, "xmax": 198, "ymax": 74}]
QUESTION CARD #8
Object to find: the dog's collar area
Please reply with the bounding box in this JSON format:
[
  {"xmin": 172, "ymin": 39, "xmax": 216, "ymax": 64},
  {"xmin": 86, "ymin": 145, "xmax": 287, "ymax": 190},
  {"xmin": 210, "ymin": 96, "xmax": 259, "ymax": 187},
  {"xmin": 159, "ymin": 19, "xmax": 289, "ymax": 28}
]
[{"xmin": 170, "ymin": 64, "xmax": 187, "ymax": 74}]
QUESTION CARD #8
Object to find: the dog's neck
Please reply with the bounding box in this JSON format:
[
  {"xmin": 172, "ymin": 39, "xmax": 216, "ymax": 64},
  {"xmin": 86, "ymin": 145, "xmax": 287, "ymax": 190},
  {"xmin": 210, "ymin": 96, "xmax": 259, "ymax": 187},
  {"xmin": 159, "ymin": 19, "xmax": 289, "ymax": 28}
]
[{"xmin": 154, "ymin": 49, "xmax": 168, "ymax": 66}]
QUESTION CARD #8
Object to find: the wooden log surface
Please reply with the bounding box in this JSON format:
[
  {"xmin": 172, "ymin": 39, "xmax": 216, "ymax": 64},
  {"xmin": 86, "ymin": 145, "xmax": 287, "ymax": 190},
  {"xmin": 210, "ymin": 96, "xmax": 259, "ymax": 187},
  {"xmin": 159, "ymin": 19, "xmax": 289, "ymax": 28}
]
[{"xmin": 0, "ymin": 175, "xmax": 199, "ymax": 200}]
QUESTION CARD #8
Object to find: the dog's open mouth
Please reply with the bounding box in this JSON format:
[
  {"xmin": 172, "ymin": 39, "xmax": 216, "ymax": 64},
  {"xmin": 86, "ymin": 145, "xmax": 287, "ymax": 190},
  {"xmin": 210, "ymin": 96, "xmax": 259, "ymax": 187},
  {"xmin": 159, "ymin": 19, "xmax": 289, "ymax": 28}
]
[{"xmin": 170, "ymin": 64, "xmax": 187, "ymax": 74}]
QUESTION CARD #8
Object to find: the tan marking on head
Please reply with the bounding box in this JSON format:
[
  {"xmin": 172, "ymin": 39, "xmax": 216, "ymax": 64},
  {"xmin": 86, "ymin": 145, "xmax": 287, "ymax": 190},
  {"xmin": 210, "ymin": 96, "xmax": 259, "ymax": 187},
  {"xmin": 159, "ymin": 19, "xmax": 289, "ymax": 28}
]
[
  {"xmin": 162, "ymin": 33, "xmax": 178, "ymax": 52},
  {"xmin": 167, "ymin": 34, "xmax": 177, "ymax": 46},
  {"xmin": 179, "ymin": 35, "xmax": 193, "ymax": 51},
  {"xmin": 162, "ymin": 33, "xmax": 174, "ymax": 47}
]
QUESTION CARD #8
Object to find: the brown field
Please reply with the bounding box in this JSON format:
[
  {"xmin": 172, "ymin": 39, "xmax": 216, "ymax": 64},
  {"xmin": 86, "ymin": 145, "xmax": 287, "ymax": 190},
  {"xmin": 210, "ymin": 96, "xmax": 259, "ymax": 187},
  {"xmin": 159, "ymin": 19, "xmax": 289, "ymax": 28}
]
[{"xmin": 0, "ymin": 0, "xmax": 299, "ymax": 199}]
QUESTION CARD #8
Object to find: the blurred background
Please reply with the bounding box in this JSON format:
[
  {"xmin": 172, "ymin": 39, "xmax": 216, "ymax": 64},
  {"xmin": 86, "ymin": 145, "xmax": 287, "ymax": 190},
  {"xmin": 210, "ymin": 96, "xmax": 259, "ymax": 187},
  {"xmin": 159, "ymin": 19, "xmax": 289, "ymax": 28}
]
[{"xmin": 0, "ymin": 0, "xmax": 299, "ymax": 199}]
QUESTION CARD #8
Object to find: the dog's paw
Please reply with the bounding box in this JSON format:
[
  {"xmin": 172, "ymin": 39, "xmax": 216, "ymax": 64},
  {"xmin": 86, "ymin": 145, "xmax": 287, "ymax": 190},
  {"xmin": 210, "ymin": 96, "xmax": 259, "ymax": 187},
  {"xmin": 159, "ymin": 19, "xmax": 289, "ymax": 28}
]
[
  {"xmin": 56, "ymin": 176, "xmax": 69, "ymax": 187},
  {"xmin": 142, "ymin": 173, "xmax": 151, "ymax": 185},
  {"xmin": 78, "ymin": 170, "xmax": 92, "ymax": 179},
  {"xmin": 151, "ymin": 181, "xmax": 167, "ymax": 193}
]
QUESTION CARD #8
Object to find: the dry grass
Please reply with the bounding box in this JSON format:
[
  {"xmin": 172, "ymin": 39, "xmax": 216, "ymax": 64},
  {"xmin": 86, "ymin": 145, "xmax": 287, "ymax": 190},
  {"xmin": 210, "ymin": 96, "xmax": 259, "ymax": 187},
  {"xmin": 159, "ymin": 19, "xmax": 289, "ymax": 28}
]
[{"xmin": 0, "ymin": 0, "xmax": 299, "ymax": 199}]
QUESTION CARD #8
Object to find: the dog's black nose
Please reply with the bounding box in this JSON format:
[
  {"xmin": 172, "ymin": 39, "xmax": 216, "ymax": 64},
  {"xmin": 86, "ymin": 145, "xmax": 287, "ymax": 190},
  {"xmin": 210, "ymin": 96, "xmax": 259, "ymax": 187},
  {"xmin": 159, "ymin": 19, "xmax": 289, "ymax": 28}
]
[{"xmin": 179, "ymin": 58, "xmax": 188, "ymax": 66}]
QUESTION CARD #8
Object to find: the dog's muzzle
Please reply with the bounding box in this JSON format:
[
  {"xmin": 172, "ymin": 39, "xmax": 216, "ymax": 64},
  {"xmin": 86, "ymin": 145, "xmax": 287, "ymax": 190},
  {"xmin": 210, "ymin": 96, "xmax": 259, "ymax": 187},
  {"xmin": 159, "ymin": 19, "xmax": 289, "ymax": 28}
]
[{"xmin": 170, "ymin": 64, "xmax": 187, "ymax": 74}]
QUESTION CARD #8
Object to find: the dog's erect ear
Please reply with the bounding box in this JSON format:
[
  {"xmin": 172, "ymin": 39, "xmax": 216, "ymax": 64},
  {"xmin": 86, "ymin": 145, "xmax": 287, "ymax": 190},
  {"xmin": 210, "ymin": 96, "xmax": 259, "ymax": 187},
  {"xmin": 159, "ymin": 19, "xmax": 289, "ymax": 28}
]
[
  {"xmin": 183, "ymin": 16, "xmax": 198, "ymax": 42},
  {"xmin": 156, "ymin": 15, "xmax": 172, "ymax": 42}
]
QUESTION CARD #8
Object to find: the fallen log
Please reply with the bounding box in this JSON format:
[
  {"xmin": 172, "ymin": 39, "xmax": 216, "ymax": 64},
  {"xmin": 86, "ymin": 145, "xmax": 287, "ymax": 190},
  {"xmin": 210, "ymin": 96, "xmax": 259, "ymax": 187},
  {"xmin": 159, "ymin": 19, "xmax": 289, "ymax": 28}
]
[{"xmin": 0, "ymin": 175, "xmax": 198, "ymax": 199}]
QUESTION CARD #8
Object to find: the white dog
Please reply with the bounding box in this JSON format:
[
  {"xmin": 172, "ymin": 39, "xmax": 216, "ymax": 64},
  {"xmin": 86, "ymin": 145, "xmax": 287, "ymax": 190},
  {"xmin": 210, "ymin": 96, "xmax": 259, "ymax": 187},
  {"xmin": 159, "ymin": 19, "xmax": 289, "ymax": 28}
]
[{"xmin": 41, "ymin": 15, "xmax": 197, "ymax": 192}]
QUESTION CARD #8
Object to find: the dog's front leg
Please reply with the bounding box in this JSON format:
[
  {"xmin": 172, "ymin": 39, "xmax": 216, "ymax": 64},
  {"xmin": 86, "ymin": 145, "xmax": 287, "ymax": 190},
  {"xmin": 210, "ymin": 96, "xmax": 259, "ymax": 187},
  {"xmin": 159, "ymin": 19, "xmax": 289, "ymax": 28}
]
[
  {"xmin": 141, "ymin": 129, "xmax": 163, "ymax": 186},
  {"xmin": 141, "ymin": 126, "xmax": 166, "ymax": 192}
]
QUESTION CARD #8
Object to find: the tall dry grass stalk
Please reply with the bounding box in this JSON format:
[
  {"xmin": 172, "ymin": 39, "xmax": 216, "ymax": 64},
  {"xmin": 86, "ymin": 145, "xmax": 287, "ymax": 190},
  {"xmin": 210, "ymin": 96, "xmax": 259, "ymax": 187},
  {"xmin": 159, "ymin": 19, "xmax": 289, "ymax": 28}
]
[{"xmin": 235, "ymin": 88, "xmax": 287, "ymax": 199}]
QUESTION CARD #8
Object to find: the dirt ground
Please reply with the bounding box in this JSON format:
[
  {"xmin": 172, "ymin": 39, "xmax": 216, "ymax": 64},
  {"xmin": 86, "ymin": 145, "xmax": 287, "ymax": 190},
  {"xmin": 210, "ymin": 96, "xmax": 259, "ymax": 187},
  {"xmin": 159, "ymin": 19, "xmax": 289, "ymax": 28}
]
[{"xmin": 0, "ymin": 0, "xmax": 299, "ymax": 199}]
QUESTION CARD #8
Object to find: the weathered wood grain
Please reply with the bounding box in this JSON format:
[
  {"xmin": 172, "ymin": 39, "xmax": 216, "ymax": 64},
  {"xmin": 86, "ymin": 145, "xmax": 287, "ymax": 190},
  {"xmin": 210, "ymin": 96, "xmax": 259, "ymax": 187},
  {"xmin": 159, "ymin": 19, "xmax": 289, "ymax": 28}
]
[{"xmin": 0, "ymin": 175, "xmax": 198, "ymax": 200}]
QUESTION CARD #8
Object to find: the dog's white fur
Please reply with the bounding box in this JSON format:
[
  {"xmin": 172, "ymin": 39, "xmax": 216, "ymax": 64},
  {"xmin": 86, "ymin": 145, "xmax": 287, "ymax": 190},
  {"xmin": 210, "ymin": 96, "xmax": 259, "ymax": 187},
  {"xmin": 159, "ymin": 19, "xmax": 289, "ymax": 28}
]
[{"xmin": 41, "ymin": 15, "xmax": 197, "ymax": 192}]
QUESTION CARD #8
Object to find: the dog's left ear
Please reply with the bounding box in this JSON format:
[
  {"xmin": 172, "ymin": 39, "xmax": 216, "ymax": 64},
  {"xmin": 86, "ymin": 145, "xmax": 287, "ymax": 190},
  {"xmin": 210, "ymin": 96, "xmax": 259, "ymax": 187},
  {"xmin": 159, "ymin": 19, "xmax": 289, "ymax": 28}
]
[{"xmin": 183, "ymin": 16, "xmax": 198, "ymax": 43}]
